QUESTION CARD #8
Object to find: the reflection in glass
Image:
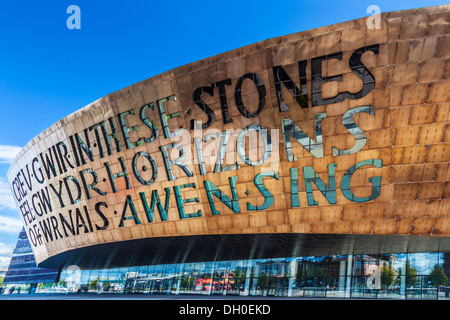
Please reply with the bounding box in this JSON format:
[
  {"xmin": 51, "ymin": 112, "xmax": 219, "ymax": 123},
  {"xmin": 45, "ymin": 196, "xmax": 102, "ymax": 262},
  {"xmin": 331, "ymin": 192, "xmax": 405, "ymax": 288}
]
[
  {"xmin": 50, "ymin": 251, "xmax": 450, "ymax": 299},
  {"xmin": 282, "ymin": 113, "xmax": 326, "ymax": 160},
  {"xmin": 332, "ymin": 105, "xmax": 374, "ymax": 156}
]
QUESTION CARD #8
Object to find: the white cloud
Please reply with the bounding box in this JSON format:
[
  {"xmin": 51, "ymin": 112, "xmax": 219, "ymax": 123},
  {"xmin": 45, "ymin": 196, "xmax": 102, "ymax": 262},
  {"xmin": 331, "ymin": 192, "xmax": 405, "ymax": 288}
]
[
  {"xmin": 0, "ymin": 177, "xmax": 17, "ymax": 211},
  {"xmin": 0, "ymin": 242, "xmax": 14, "ymax": 270},
  {"xmin": 0, "ymin": 145, "xmax": 21, "ymax": 164},
  {"xmin": 0, "ymin": 145, "xmax": 22, "ymax": 211},
  {"xmin": 0, "ymin": 145, "xmax": 23, "ymax": 271},
  {"xmin": 0, "ymin": 242, "xmax": 13, "ymax": 255},
  {"xmin": 0, "ymin": 214, "xmax": 23, "ymax": 234}
]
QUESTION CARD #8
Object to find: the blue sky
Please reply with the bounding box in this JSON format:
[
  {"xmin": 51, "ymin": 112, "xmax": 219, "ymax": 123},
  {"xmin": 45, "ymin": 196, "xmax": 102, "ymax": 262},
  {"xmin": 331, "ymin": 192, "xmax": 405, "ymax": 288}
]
[{"xmin": 0, "ymin": 0, "xmax": 447, "ymax": 270}]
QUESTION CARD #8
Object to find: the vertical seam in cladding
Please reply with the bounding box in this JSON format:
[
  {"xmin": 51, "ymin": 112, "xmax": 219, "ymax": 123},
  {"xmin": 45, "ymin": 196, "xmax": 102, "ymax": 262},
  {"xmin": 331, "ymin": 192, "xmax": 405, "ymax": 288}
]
[
  {"xmin": 386, "ymin": 12, "xmax": 399, "ymax": 235},
  {"xmin": 432, "ymin": 35, "xmax": 439, "ymax": 59},
  {"xmin": 438, "ymin": 176, "xmax": 446, "ymax": 201},
  {"xmin": 416, "ymin": 61, "xmax": 422, "ymax": 84},
  {"xmin": 424, "ymin": 82, "xmax": 431, "ymax": 103},
  {"xmin": 314, "ymin": 35, "xmax": 318, "ymax": 57},
  {"xmin": 440, "ymin": 123, "xmax": 448, "ymax": 143},
  {"xmin": 442, "ymin": 60, "xmax": 447, "ymax": 80},
  {"xmin": 424, "ymin": 13, "xmax": 431, "ymax": 37},
  {"xmin": 416, "ymin": 126, "xmax": 422, "ymax": 145},
  {"xmin": 432, "ymin": 104, "xmax": 439, "ymax": 123},
  {"xmin": 432, "ymin": 163, "xmax": 438, "ymax": 181}
]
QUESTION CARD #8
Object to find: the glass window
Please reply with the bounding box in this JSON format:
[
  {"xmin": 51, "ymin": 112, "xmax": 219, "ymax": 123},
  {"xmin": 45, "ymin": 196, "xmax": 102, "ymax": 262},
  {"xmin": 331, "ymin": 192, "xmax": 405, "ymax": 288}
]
[
  {"xmin": 59, "ymin": 269, "xmax": 68, "ymax": 282},
  {"xmin": 147, "ymin": 265, "xmax": 155, "ymax": 277},
  {"xmin": 153, "ymin": 264, "xmax": 165, "ymax": 277},
  {"xmin": 80, "ymin": 270, "xmax": 91, "ymax": 284},
  {"xmin": 406, "ymin": 275, "xmax": 422, "ymax": 299},
  {"xmin": 190, "ymin": 262, "xmax": 206, "ymax": 294},
  {"xmin": 106, "ymin": 269, "xmax": 119, "ymax": 281},
  {"xmin": 212, "ymin": 261, "xmax": 228, "ymax": 295},
  {"xmin": 165, "ymin": 264, "xmax": 177, "ymax": 277},
  {"xmin": 26, "ymin": 250, "xmax": 450, "ymax": 299},
  {"xmin": 138, "ymin": 265, "xmax": 149, "ymax": 278},
  {"xmin": 228, "ymin": 260, "xmax": 246, "ymax": 295},
  {"xmin": 250, "ymin": 259, "xmax": 272, "ymax": 296},
  {"xmin": 352, "ymin": 255, "xmax": 363, "ymax": 277},
  {"xmin": 169, "ymin": 264, "xmax": 185, "ymax": 295},
  {"xmin": 180, "ymin": 263, "xmax": 195, "ymax": 294},
  {"xmin": 117, "ymin": 268, "xmax": 128, "ymax": 281},
  {"xmin": 408, "ymin": 253, "xmax": 440, "ymax": 275}
]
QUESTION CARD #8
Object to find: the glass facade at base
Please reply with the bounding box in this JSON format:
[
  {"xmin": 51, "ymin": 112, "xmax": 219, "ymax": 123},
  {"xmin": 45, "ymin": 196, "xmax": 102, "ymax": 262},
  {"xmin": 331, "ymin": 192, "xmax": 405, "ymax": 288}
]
[{"xmin": 25, "ymin": 252, "xmax": 446, "ymax": 299}]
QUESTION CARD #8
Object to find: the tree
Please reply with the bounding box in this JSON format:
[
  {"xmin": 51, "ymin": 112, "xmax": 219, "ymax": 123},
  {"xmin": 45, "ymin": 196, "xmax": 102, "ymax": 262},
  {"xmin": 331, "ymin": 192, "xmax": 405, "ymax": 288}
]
[
  {"xmin": 426, "ymin": 265, "xmax": 449, "ymax": 287},
  {"xmin": 232, "ymin": 269, "xmax": 246, "ymax": 283},
  {"xmin": 405, "ymin": 261, "xmax": 418, "ymax": 287},
  {"xmin": 88, "ymin": 277, "xmax": 99, "ymax": 290},
  {"xmin": 380, "ymin": 265, "xmax": 396, "ymax": 289}
]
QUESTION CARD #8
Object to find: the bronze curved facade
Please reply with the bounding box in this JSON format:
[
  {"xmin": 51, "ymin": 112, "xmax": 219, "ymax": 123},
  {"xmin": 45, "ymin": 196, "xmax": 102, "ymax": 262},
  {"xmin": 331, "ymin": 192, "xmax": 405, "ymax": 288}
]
[{"xmin": 7, "ymin": 5, "xmax": 450, "ymax": 269}]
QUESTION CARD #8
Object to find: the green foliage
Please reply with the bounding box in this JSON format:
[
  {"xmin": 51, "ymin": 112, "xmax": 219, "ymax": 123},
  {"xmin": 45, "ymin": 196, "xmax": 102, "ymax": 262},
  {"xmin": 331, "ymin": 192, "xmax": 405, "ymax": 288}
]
[
  {"xmin": 405, "ymin": 261, "xmax": 418, "ymax": 286},
  {"xmin": 380, "ymin": 265, "xmax": 396, "ymax": 288},
  {"xmin": 88, "ymin": 277, "xmax": 100, "ymax": 290},
  {"xmin": 426, "ymin": 265, "xmax": 449, "ymax": 286},
  {"xmin": 232, "ymin": 269, "xmax": 246, "ymax": 282}
]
